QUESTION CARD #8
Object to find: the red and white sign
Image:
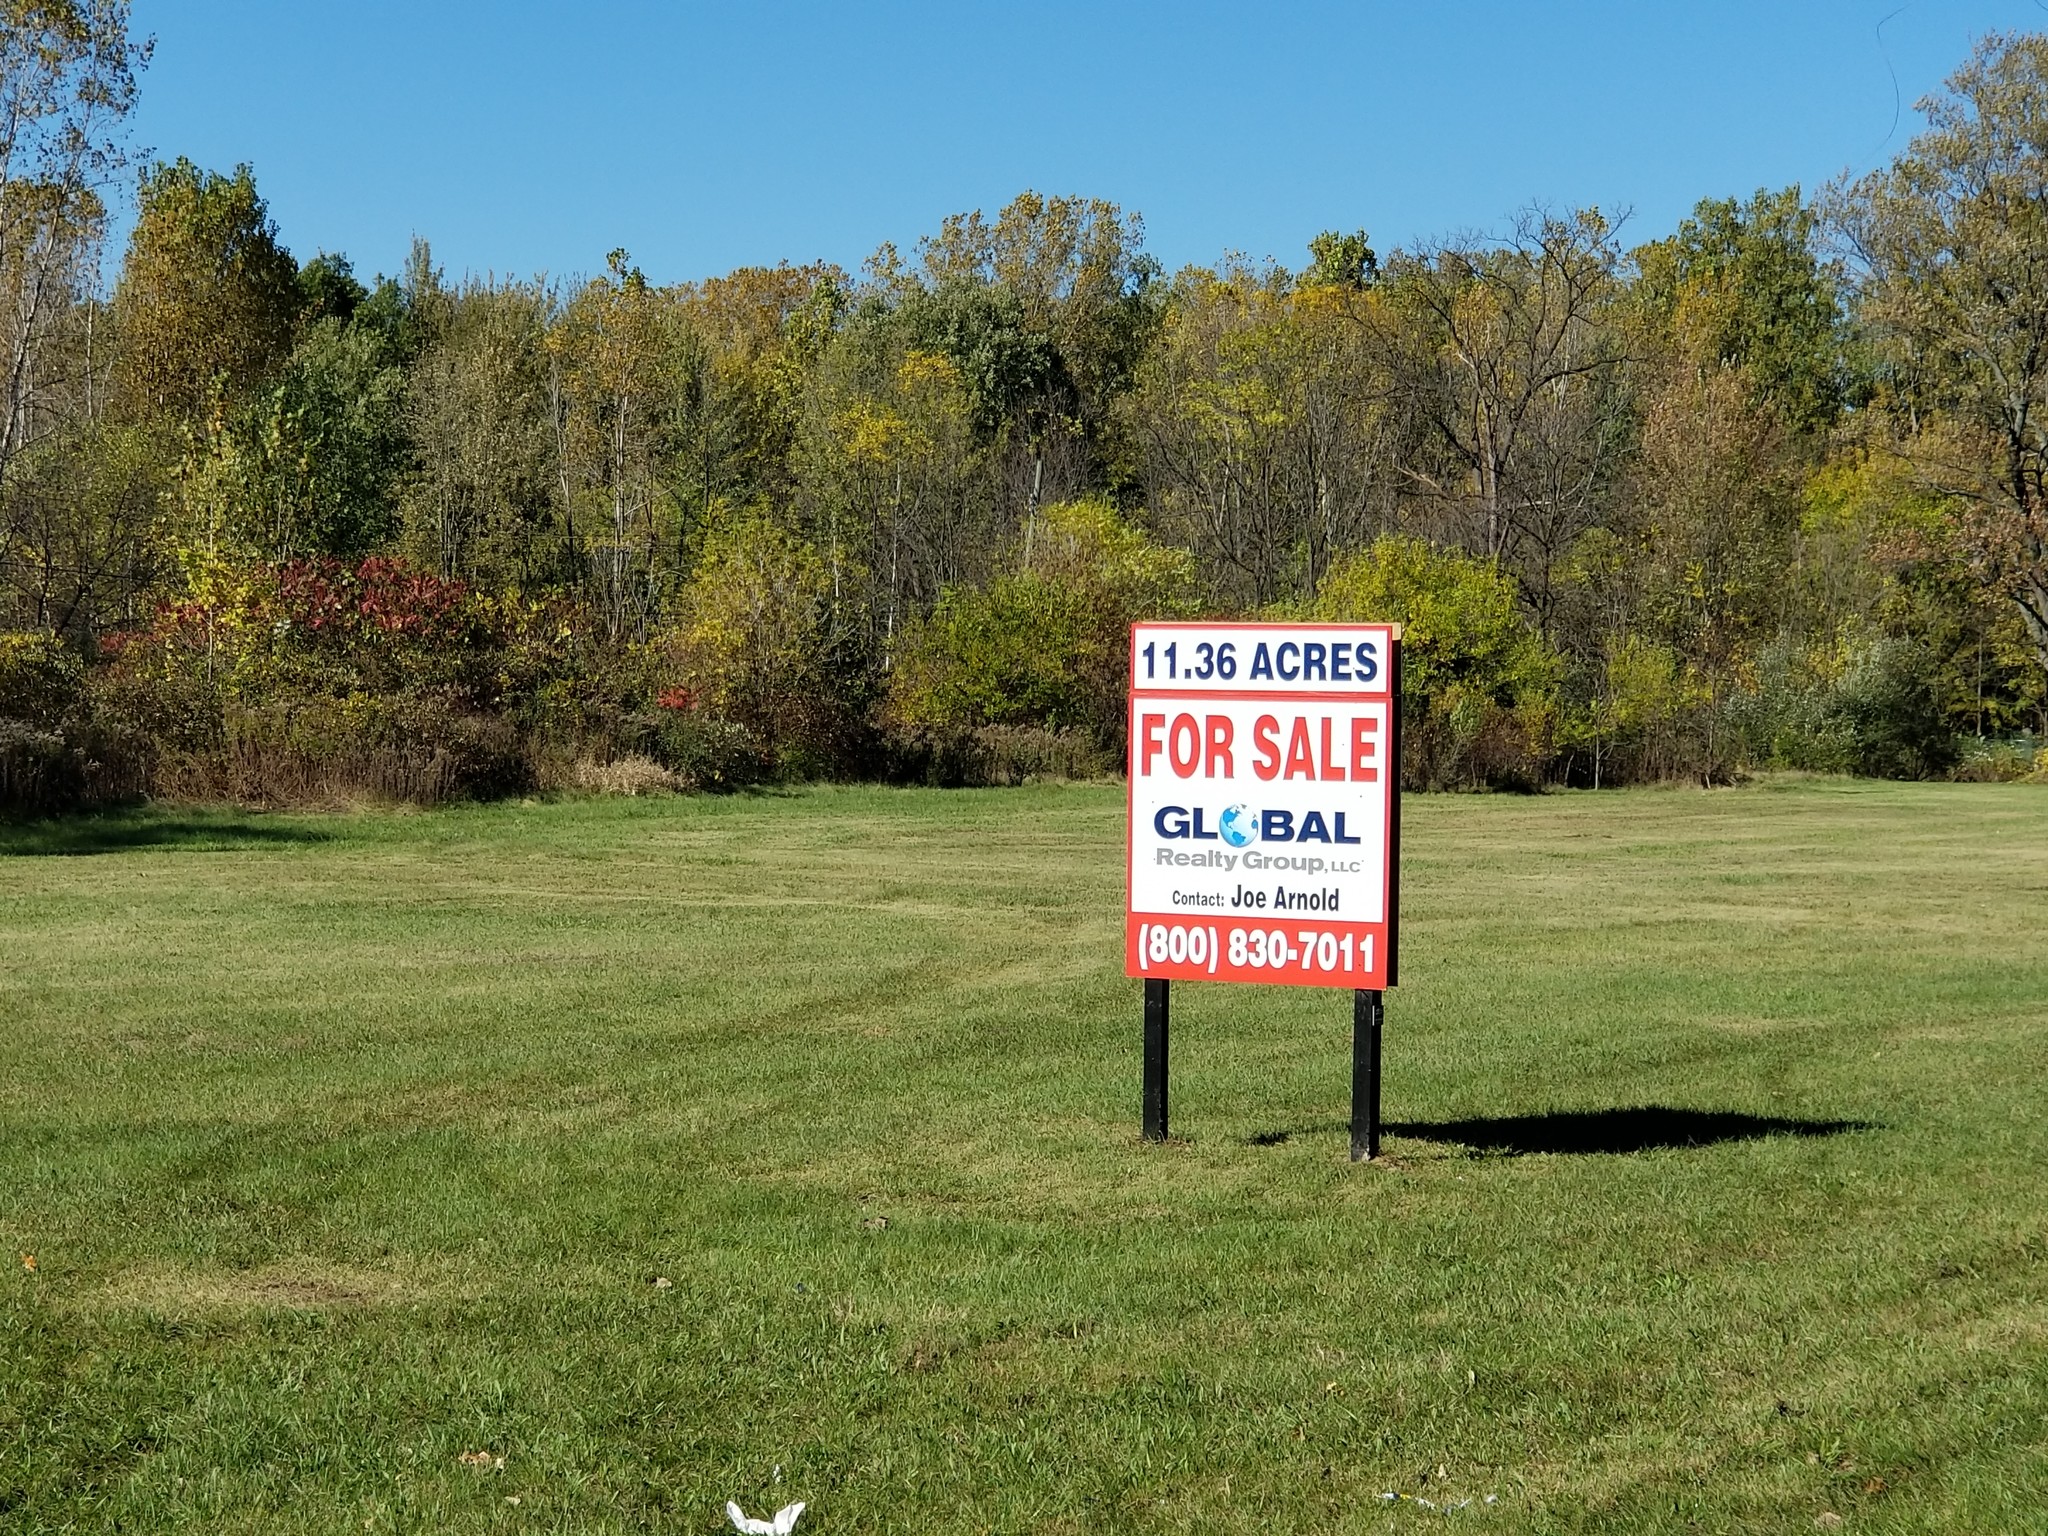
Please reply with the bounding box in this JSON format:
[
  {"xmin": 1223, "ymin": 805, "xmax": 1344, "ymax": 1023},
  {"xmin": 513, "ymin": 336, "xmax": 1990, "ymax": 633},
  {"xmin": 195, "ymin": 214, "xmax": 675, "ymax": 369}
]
[{"xmin": 1125, "ymin": 622, "xmax": 1400, "ymax": 990}]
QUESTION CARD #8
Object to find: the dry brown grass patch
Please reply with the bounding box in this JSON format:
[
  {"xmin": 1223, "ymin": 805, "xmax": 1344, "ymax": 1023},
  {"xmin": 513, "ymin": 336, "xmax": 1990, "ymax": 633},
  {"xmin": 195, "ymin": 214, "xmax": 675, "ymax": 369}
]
[
  {"xmin": 87, "ymin": 1259, "xmax": 429, "ymax": 1315},
  {"xmin": 563, "ymin": 754, "xmax": 681, "ymax": 796}
]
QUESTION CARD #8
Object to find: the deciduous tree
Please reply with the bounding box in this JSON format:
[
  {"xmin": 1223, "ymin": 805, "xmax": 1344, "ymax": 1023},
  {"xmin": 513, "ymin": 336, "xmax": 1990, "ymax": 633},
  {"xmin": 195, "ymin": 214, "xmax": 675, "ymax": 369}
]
[
  {"xmin": 112, "ymin": 159, "xmax": 297, "ymax": 420},
  {"xmin": 1835, "ymin": 31, "xmax": 2048, "ymax": 673},
  {"xmin": 0, "ymin": 0, "xmax": 146, "ymax": 626}
]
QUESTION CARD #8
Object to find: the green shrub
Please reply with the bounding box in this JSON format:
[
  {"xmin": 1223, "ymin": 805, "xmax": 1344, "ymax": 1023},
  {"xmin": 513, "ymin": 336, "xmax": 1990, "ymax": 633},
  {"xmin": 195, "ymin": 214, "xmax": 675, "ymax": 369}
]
[
  {"xmin": 890, "ymin": 574, "xmax": 1093, "ymax": 733},
  {"xmin": 1303, "ymin": 536, "xmax": 1559, "ymax": 788},
  {"xmin": 1951, "ymin": 733, "xmax": 2043, "ymax": 782},
  {"xmin": 1828, "ymin": 638, "xmax": 1958, "ymax": 778},
  {"xmin": 0, "ymin": 631, "xmax": 84, "ymax": 729},
  {"xmin": 0, "ymin": 633, "xmax": 158, "ymax": 814},
  {"xmin": 1729, "ymin": 634, "xmax": 1958, "ymax": 779},
  {"xmin": 641, "ymin": 710, "xmax": 771, "ymax": 791},
  {"xmin": 668, "ymin": 512, "xmax": 860, "ymax": 777},
  {"xmin": 889, "ymin": 498, "xmax": 1196, "ymax": 751},
  {"xmin": 137, "ymin": 692, "xmax": 528, "ymax": 806},
  {"xmin": 885, "ymin": 723, "xmax": 1112, "ymax": 787},
  {"xmin": 1552, "ymin": 635, "xmax": 1742, "ymax": 787},
  {"xmin": 0, "ymin": 720, "xmax": 78, "ymax": 814}
]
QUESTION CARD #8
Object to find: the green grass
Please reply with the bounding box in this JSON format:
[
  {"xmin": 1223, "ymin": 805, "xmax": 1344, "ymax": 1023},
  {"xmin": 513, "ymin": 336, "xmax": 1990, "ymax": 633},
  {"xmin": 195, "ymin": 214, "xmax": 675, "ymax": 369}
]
[{"xmin": 3, "ymin": 778, "xmax": 2046, "ymax": 1534}]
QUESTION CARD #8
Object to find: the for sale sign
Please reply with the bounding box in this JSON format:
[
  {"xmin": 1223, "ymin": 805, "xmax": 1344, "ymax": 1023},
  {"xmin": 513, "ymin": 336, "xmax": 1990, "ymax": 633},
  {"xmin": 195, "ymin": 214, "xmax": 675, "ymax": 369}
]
[{"xmin": 1126, "ymin": 622, "xmax": 1400, "ymax": 990}]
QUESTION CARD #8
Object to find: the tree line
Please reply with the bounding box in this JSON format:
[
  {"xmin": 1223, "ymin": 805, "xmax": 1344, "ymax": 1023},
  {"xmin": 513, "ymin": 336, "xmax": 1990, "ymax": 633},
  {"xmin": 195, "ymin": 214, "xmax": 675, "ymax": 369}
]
[{"xmin": 4, "ymin": 5, "xmax": 2048, "ymax": 810}]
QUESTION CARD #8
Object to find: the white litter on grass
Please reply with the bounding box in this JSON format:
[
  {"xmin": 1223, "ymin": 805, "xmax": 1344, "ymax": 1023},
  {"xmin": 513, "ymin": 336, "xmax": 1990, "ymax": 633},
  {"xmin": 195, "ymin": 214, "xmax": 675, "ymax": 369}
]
[
  {"xmin": 1378, "ymin": 1490, "xmax": 1500, "ymax": 1513},
  {"xmin": 727, "ymin": 1500, "xmax": 805, "ymax": 1535}
]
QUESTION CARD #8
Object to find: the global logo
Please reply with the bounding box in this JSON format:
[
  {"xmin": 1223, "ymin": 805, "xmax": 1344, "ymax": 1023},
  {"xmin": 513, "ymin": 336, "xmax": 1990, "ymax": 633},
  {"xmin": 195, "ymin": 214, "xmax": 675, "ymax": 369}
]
[
  {"xmin": 1153, "ymin": 806, "xmax": 1364, "ymax": 845},
  {"xmin": 1217, "ymin": 804, "xmax": 1258, "ymax": 847}
]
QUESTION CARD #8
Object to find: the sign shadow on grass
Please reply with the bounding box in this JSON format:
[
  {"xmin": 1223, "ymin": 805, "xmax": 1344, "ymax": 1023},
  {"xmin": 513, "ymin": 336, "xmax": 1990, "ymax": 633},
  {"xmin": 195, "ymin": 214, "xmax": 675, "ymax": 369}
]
[
  {"xmin": 1245, "ymin": 1108, "xmax": 1872, "ymax": 1154},
  {"xmin": 1385, "ymin": 1106, "xmax": 1873, "ymax": 1156},
  {"xmin": 0, "ymin": 814, "xmax": 331, "ymax": 857}
]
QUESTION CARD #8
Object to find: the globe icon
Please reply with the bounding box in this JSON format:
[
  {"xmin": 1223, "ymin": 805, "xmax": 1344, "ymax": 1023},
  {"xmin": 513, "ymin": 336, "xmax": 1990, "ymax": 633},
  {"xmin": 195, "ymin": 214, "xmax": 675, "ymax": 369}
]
[{"xmin": 1218, "ymin": 804, "xmax": 1257, "ymax": 847}]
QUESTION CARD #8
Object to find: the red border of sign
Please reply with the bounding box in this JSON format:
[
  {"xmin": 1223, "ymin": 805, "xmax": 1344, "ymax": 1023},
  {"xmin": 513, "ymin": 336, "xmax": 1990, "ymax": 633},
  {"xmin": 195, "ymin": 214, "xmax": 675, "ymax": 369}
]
[{"xmin": 1123, "ymin": 623, "xmax": 1401, "ymax": 990}]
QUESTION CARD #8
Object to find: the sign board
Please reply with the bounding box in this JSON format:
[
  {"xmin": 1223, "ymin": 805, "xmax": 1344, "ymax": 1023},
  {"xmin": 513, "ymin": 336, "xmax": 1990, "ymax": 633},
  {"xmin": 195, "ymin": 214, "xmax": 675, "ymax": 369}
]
[{"xmin": 1125, "ymin": 622, "xmax": 1400, "ymax": 991}]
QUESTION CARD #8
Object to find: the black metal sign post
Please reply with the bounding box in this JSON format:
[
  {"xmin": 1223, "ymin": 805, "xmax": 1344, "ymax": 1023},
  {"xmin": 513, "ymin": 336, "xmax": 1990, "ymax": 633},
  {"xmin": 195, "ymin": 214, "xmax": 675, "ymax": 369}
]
[
  {"xmin": 1351, "ymin": 988, "xmax": 1383, "ymax": 1161},
  {"xmin": 1143, "ymin": 978, "xmax": 1170, "ymax": 1140}
]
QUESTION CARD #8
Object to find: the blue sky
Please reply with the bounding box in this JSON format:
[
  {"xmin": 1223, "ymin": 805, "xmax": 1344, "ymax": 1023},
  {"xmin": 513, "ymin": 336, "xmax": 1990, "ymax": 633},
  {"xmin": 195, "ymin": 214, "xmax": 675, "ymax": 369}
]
[{"xmin": 125, "ymin": 0, "xmax": 2048, "ymax": 287}]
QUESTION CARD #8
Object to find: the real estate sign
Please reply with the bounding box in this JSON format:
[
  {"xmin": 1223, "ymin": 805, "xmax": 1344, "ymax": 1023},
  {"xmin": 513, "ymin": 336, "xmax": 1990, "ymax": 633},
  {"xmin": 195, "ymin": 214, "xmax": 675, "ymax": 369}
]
[{"xmin": 1126, "ymin": 622, "xmax": 1400, "ymax": 990}]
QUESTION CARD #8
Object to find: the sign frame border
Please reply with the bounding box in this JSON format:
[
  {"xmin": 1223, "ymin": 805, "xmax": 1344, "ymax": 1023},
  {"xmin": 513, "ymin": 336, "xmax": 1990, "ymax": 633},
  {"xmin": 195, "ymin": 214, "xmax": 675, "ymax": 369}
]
[{"xmin": 1122, "ymin": 620, "xmax": 1402, "ymax": 990}]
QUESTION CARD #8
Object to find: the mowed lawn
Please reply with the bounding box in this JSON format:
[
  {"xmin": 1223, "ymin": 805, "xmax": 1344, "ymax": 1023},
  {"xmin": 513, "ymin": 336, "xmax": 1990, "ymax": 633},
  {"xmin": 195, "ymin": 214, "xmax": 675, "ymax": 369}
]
[{"xmin": 2, "ymin": 780, "xmax": 2046, "ymax": 1535}]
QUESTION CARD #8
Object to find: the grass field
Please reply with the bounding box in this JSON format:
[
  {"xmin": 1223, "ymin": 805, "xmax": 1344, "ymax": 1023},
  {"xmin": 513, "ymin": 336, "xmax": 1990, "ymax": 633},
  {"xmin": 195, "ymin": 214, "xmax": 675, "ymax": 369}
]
[{"xmin": 3, "ymin": 779, "xmax": 2047, "ymax": 1534}]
